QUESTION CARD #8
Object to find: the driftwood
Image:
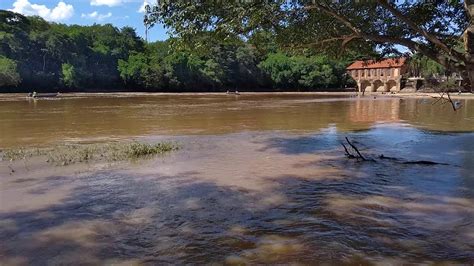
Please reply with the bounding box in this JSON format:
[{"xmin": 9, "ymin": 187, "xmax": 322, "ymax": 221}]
[
  {"xmin": 431, "ymin": 91, "xmax": 462, "ymax": 111},
  {"xmin": 341, "ymin": 141, "xmax": 354, "ymax": 158},
  {"xmin": 341, "ymin": 138, "xmax": 449, "ymax": 166},
  {"xmin": 341, "ymin": 137, "xmax": 375, "ymax": 161},
  {"xmin": 345, "ymin": 137, "xmax": 366, "ymax": 160},
  {"xmin": 378, "ymin": 154, "xmax": 449, "ymax": 165}
]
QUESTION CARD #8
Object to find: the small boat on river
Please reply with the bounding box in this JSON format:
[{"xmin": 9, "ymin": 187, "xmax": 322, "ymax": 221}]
[
  {"xmin": 27, "ymin": 92, "xmax": 60, "ymax": 98},
  {"xmin": 226, "ymin": 90, "xmax": 241, "ymax": 95}
]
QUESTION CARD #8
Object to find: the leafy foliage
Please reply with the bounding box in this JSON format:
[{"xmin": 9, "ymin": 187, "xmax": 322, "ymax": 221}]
[
  {"xmin": 0, "ymin": 10, "xmax": 357, "ymax": 92},
  {"xmin": 61, "ymin": 63, "xmax": 76, "ymax": 88},
  {"xmin": 0, "ymin": 55, "xmax": 20, "ymax": 87},
  {"xmin": 145, "ymin": 0, "xmax": 472, "ymax": 89},
  {"xmin": 3, "ymin": 4, "xmax": 464, "ymax": 92},
  {"xmin": 259, "ymin": 53, "xmax": 347, "ymax": 90},
  {"xmin": 408, "ymin": 54, "xmax": 445, "ymax": 78},
  {"xmin": 0, "ymin": 10, "xmax": 144, "ymax": 92}
]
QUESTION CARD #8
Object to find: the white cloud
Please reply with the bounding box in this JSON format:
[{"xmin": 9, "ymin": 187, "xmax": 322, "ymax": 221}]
[
  {"xmin": 90, "ymin": 0, "xmax": 124, "ymax": 7},
  {"xmin": 9, "ymin": 0, "xmax": 74, "ymax": 22},
  {"xmin": 81, "ymin": 11, "xmax": 112, "ymax": 21},
  {"xmin": 138, "ymin": 0, "xmax": 153, "ymax": 13}
]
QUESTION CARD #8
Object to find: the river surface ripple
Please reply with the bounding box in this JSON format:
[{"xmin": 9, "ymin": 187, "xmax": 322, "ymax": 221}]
[{"xmin": 0, "ymin": 94, "xmax": 473, "ymax": 264}]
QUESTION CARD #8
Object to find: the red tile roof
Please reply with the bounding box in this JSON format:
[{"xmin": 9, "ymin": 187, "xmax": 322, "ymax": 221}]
[{"xmin": 347, "ymin": 57, "xmax": 407, "ymax": 70}]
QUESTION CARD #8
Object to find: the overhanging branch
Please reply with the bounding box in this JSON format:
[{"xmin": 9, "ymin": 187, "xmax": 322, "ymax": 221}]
[
  {"xmin": 363, "ymin": 34, "xmax": 464, "ymax": 71},
  {"xmin": 303, "ymin": 2, "xmax": 465, "ymax": 72},
  {"xmin": 305, "ymin": 34, "xmax": 359, "ymax": 46},
  {"xmin": 304, "ymin": 3, "xmax": 361, "ymax": 35},
  {"xmin": 376, "ymin": 0, "xmax": 465, "ymax": 62}
]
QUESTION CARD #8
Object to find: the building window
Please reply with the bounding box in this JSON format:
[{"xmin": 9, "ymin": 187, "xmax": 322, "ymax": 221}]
[
  {"xmin": 354, "ymin": 70, "xmax": 358, "ymax": 77},
  {"xmin": 368, "ymin": 69, "xmax": 371, "ymax": 77},
  {"xmin": 381, "ymin": 69, "xmax": 384, "ymax": 76},
  {"xmin": 387, "ymin": 69, "xmax": 391, "ymax": 77}
]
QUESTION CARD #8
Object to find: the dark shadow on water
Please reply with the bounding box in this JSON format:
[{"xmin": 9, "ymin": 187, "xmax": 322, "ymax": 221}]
[
  {"xmin": 1, "ymin": 171, "xmax": 262, "ymax": 264},
  {"xmin": 1, "ymin": 130, "xmax": 474, "ymax": 264},
  {"xmin": 258, "ymin": 127, "xmax": 474, "ymax": 168},
  {"xmin": 12, "ymin": 178, "xmax": 37, "ymax": 183},
  {"xmin": 1, "ymin": 163, "xmax": 474, "ymax": 264}
]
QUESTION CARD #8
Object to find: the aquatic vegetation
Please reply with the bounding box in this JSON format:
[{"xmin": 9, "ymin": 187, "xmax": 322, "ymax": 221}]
[
  {"xmin": 1, "ymin": 147, "xmax": 45, "ymax": 161},
  {"xmin": 1, "ymin": 141, "xmax": 179, "ymax": 166}
]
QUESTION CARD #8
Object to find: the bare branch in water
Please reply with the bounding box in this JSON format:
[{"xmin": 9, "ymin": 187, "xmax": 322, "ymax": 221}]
[
  {"xmin": 341, "ymin": 137, "xmax": 450, "ymax": 166},
  {"xmin": 341, "ymin": 141, "xmax": 355, "ymax": 158},
  {"xmin": 345, "ymin": 137, "xmax": 367, "ymax": 161},
  {"xmin": 431, "ymin": 91, "xmax": 462, "ymax": 111}
]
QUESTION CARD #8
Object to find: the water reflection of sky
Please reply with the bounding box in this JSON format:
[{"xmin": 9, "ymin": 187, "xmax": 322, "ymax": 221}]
[{"xmin": 254, "ymin": 122, "xmax": 474, "ymax": 201}]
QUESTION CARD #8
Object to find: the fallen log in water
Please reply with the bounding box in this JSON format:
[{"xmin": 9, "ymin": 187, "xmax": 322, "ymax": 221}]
[
  {"xmin": 341, "ymin": 138, "xmax": 450, "ymax": 166},
  {"xmin": 378, "ymin": 154, "xmax": 449, "ymax": 165}
]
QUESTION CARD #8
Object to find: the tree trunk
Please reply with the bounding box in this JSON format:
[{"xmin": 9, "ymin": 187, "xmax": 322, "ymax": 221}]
[
  {"xmin": 465, "ymin": 1, "xmax": 474, "ymax": 92},
  {"xmin": 465, "ymin": 26, "xmax": 474, "ymax": 92},
  {"xmin": 467, "ymin": 60, "xmax": 474, "ymax": 93}
]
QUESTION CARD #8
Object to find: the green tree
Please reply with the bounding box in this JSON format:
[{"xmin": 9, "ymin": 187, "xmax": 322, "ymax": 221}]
[
  {"xmin": 118, "ymin": 41, "xmax": 170, "ymax": 91},
  {"xmin": 61, "ymin": 63, "xmax": 76, "ymax": 88},
  {"xmin": 409, "ymin": 54, "xmax": 446, "ymax": 78},
  {"xmin": 259, "ymin": 53, "xmax": 345, "ymax": 90},
  {"xmin": 146, "ymin": 1, "xmax": 472, "ymax": 90},
  {"xmin": 0, "ymin": 56, "xmax": 20, "ymax": 87},
  {"xmin": 1, "ymin": 10, "xmax": 147, "ymax": 91},
  {"xmin": 118, "ymin": 53, "xmax": 148, "ymax": 85},
  {"xmin": 259, "ymin": 53, "xmax": 298, "ymax": 89},
  {"xmin": 163, "ymin": 52, "xmax": 207, "ymax": 90},
  {"xmin": 1, "ymin": 9, "xmax": 352, "ymax": 92}
]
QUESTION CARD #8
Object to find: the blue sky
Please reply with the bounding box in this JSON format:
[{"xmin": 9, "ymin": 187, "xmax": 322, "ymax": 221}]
[{"xmin": 0, "ymin": 0, "xmax": 169, "ymax": 41}]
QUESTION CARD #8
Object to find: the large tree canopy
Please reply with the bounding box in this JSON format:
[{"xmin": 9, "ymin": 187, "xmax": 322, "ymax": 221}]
[
  {"xmin": 1, "ymin": 5, "xmax": 464, "ymax": 92},
  {"xmin": 145, "ymin": 0, "xmax": 473, "ymax": 90}
]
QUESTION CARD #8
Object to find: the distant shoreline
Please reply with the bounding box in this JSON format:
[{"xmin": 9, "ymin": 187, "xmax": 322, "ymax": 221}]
[{"xmin": 1, "ymin": 91, "xmax": 473, "ymax": 100}]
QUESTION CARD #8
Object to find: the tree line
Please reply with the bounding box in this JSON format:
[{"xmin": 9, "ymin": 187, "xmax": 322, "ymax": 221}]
[{"xmin": 0, "ymin": 10, "xmax": 354, "ymax": 93}]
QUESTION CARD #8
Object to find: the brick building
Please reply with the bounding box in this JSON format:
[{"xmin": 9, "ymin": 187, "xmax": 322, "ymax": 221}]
[{"xmin": 347, "ymin": 58, "xmax": 408, "ymax": 93}]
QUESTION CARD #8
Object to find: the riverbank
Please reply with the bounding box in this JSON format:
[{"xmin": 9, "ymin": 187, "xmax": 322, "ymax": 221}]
[{"xmin": 1, "ymin": 91, "xmax": 474, "ymax": 100}]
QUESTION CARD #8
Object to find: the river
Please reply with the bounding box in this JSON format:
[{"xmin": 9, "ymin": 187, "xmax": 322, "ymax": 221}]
[{"xmin": 0, "ymin": 94, "xmax": 473, "ymax": 264}]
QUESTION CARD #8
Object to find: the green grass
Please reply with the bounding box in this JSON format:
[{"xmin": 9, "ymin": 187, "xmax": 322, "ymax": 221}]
[
  {"xmin": 2, "ymin": 147, "xmax": 46, "ymax": 160},
  {"xmin": 1, "ymin": 141, "xmax": 179, "ymax": 166}
]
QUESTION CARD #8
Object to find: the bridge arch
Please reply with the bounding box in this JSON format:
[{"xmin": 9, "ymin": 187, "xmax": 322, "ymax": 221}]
[
  {"xmin": 373, "ymin": 80, "xmax": 385, "ymax": 92},
  {"xmin": 359, "ymin": 80, "xmax": 372, "ymax": 93},
  {"xmin": 387, "ymin": 80, "xmax": 397, "ymax": 92}
]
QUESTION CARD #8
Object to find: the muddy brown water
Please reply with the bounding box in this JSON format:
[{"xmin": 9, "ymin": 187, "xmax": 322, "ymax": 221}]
[{"xmin": 0, "ymin": 94, "xmax": 474, "ymax": 264}]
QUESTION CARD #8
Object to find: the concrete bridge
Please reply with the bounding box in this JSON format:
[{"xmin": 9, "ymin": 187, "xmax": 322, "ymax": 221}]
[{"xmin": 347, "ymin": 58, "xmax": 408, "ymax": 93}]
